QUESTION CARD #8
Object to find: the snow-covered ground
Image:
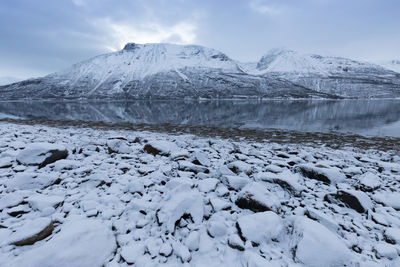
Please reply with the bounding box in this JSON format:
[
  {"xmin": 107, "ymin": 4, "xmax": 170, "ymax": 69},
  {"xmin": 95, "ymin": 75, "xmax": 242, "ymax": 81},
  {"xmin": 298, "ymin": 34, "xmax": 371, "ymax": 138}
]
[{"xmin": 0, "ymin": 121, "xmax": 400, "ymax": 266}]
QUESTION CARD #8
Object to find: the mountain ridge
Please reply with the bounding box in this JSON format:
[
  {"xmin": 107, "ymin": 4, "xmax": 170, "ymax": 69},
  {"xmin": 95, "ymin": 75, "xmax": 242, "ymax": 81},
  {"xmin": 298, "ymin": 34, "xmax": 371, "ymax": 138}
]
[{"xmin": 1, "ymin": 42, "xmax": 400, "ymax": 99}]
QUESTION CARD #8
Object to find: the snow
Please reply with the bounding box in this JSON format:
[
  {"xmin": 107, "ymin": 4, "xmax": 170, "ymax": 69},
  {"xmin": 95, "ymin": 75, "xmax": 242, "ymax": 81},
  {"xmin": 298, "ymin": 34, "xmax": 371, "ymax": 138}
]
[
  {"xmin": 157, "ymin": 188, "xmax": 204, "ymax": 233},
  {"xmin": 8, "ymin": 219, "xmax": 116, "ymax": 267},
  {"xmin": 292, "ymin": 217, "xmax": 353, "ymax": 266},
  {"xmin": 358, "ymin": 172, "xmax": 381, "ymax": 191},
  {"xmin": 0, "ymin": 156, "xmax": 13, "ymax": 168},
  {"xmin": 385, "ymin": 228, "xmax": 400, "ymax": 244},
  {"xmin": 237, "ymin": 211, "xmax": 283, "ymax": 244},
  {"xmin": 9, "ymin": 217, "xmax": 52, "ymax": 245},
  {"xmin": 16, "ymin": 142, "xmax": 67, "ymax": 167},
  {"xmin": 197, "ymin": 178, "xmax": 219, "ymax": 192},
  {"xmin": 0, "ymin": 121, "xmax": 400, "ymax": 266},
  {"xmin": 373, "ymin": 192, "xmax": 400, "ymax": 210}
]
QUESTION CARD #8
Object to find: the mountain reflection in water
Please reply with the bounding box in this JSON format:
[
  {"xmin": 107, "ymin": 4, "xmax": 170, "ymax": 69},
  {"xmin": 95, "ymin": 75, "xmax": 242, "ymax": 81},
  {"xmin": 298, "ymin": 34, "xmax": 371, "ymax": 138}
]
[{"xmin": 0, "ymin": 99, "xmax": 399, "ymax": 137}]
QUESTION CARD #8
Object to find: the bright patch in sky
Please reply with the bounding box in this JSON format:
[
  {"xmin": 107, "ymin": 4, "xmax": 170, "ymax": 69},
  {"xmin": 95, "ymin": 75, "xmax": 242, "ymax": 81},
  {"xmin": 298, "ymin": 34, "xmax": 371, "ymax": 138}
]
[{"xmin": 99, "ymin": 19, "xmax": 197, "ymax": 51}]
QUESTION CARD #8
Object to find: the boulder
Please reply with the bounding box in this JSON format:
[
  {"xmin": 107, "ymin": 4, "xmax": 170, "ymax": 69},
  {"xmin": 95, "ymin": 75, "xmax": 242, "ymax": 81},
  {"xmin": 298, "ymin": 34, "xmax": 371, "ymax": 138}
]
[
  {"xmin": 295, "ymin": 164, "xmax": 346, "ymax": 184},
  {"xmin": 17, "ymin": 143, "xmax": 68, "ymax": 168},
  {"xmin": 157, "ymin": 189, "xmax": 204, "ymax": 233},
  {"xmin": 291, "ymin": 217, "xmax": 353, "ymax": 266},
  {"xmin": 357, "ymin": 172, "xmax": 381, "ymax": 192},
  {"xmin": 324, "ymin": 190, "xmax": 373, "ymax": 213},
  {"xmin": 143, "ymin": 140, "xmax": 179, "ymax": 156},
  {"xmin": 236, "ymin": 211, "xmax": 283, "ymax": 244},
  {"xmin": 221, "ymin": 175, "xmax": 250, "ymax": 191},
  {"xmin": 235, "ymin": 182, "xmax": 281, "ymax": 212},
  {"xmin": 0, "ymin": 156, "xmax": 13, "ymax": 168},
  {"xmin": 10, "ymin": 219, "xmax": 116, "ymax": 267},
  {"xmin": 10, "ymin": 217, "xmax": 53, "ymax": 246},
  {"xmin": 120, "ymin": 243, "xmax": 145, "ymax": 264},
  {"xmin": 106, "ymin": 139, "xmax": 132, "ymax": 154}
]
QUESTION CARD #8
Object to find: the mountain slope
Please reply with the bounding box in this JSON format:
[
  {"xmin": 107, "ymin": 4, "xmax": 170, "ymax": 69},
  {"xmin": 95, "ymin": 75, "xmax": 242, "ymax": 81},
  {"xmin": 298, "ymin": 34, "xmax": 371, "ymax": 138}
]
[
  {"xmin": 376, "ymin": 60, "xmax": 400, "ymax": 73},
  {"xmin": 1, "ymin": 43, "xmax": 400, "ymax": 99},
  {"xmin": 251, "ymin": 49, "xmax": 400, "ymax": 98}
]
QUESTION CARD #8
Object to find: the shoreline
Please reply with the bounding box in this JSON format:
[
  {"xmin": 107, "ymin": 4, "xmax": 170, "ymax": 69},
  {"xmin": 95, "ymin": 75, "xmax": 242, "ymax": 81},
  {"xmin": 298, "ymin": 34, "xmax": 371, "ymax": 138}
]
[
  {"xmin": 1, "ymin": 118, "xmax": 399, "ymax": 152},
  {"xmin": 0, "ymin": 121, "xmax": 399, "ymax": 265}
]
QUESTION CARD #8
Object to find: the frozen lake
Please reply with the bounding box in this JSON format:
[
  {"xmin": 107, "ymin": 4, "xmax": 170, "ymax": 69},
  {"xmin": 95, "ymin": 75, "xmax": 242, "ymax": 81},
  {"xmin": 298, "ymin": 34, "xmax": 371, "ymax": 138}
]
[{"xmin": 0, "ymin": 99, "xmax": 400, "ymax": 137}]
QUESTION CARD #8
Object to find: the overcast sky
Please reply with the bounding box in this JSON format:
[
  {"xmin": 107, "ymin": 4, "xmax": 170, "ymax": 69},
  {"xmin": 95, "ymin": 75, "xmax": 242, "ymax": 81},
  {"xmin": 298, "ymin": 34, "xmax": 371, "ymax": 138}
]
[{"xmin": 0, "ymin": 0, "xmax": 399, "ymax": 79}]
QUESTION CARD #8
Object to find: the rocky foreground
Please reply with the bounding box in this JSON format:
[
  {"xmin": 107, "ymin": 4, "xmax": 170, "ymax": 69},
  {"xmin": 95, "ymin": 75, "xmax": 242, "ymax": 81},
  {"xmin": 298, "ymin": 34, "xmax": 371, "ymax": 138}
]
[{"xmin": 0, "ymin": 122, "xmax": 399, "ymax": 266}]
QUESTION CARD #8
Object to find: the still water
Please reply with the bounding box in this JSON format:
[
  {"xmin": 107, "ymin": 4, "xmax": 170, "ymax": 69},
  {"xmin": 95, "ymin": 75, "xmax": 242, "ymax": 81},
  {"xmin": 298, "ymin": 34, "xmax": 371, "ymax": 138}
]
[{"xmin": 0, "ymin": 100, "xmax": 399, "ymax": 137}]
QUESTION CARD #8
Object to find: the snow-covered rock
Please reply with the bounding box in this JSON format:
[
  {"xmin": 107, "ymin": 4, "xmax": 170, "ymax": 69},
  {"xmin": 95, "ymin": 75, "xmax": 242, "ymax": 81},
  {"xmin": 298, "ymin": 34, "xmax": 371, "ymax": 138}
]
[
  {"xmin": 221, "ymin": 175, "xmax": 250, "ymax": 191},
  {"xmin": 106, "ymin": 139, "xmax": 132, "ymax": 154},
  {"xmin": 0, "ymin": 156, "xmax": 13, "ymax": 168},
  {"xmin": 9, "ymin": 219, "xmax": 116, "ymax": 267},
  {"xmin": 10, "ymin": 217, "xmax": 53, "ymax": 246},
  {"xmin": 157, "ymin": 189, "xmax": 204, "ymax": 233},
  {"xmin": 291, "ymin": 217, "xmax": 353, "ymax": 266},
  {"xmin": 324, "ymin": 190, "xmax": 373, "ymax": 213},
  {"xmin": 144, "ymin": 140, "xmax": 179, "ymax": 156},
  {"xmin": 16, "ymin": 143, "xmax": 68, "ymax": 167},
  {"xmin": 197, "ymin": 178, "xmax": 219, "ymax": 193},
  {"xmin": 295, "ymin": 163, "xmax": 346, "ymax": 184},
  {"xmin": 236, "ymin": 211, "xmax": 283, "ymax": 244},
  {"xmin": 235, "ymin": 182, "xmax": 281, "ymax": 212},
  {"xmin": 373, "ymin": 192, "xmax": 400, "ymax": 210},
  {"xmin": 120, "ymin": 242, "xmax": 145, "ymax": 264},
  {"xmin": 357, "ymin": 172, "xmax": 381, "ymax": 191},
  {"xmin": 0, "ymin": 121, "xmax": 399, "ymax": 266}
]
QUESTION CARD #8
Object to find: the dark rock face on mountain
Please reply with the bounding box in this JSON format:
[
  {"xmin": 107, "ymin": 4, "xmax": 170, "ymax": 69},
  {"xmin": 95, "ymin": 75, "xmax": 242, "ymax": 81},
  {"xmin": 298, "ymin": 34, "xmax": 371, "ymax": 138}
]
[{"xmin": 1, "ymin": 43, "xmax": 399, "ymax": 99}]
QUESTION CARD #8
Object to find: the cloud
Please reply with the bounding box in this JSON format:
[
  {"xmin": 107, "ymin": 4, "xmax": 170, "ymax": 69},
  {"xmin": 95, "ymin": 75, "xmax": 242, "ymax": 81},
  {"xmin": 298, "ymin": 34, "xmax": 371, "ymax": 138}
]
[
  {"xmin": 93, "ymin": 18, "xmax": 198, "ymax": 51},
  {"xmin": 249, "ymin": 0, "xmax": 285, "ymax": 16}
]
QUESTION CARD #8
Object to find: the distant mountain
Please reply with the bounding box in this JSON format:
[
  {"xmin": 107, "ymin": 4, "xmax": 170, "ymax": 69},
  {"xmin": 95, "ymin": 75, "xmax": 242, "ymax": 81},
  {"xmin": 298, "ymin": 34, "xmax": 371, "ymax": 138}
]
[
  {"xmin": 1, "ymin": 43, "xmax": 400, "ymax": 99},
  {"xmin": 376, "ymin": 60, "xmax": 400, "ymax": 73},
  {"xmin": 249, "ymin": 49, "xmax": 400, "ymax": 98},
  {"xmin": 0, "ymin": 76, "xmax": 21, "ymax": 86}
]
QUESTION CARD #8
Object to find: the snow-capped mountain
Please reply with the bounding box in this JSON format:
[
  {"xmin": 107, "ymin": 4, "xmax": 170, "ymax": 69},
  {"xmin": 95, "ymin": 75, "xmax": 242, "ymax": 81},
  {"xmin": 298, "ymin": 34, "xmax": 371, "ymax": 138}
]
[
  {"xmin": 0, "ymin": 76, "xmax": 21, "ymax": 86},
  {"xmin": 376, "ymin": 60, "xmax": 400, "ymax": 73},
  {"xmin": 1, "ymin": 43, "xmax": 400, "ymax": 99},
  {"xmin": 251, "ymin": 49, "xmax": 400, "ymax": 98}
]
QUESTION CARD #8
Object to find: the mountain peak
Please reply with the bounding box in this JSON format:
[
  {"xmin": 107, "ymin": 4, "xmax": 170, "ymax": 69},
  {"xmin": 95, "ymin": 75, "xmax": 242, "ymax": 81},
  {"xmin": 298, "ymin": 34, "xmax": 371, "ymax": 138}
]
[{"xmin": 123, "ymin": 42, "xmax": 138, "ymax": 51}]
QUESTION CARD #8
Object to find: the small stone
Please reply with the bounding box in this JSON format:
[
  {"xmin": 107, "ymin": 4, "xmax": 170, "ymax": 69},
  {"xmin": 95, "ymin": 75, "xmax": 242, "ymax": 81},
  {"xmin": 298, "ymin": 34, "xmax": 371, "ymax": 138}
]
[{"xmin": 228, "ymin": 234, "xmax": 244, "ymax": 251}]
